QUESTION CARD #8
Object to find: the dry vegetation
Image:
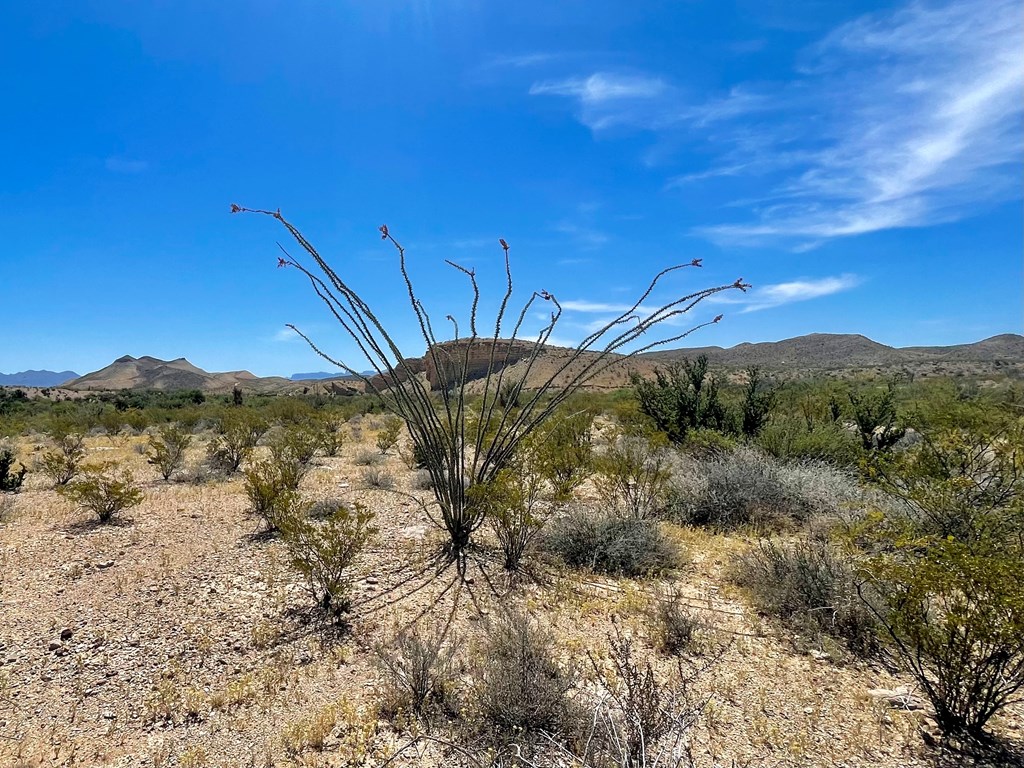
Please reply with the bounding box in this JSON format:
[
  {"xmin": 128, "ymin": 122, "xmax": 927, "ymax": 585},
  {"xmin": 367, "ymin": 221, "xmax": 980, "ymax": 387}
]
[{"xmin": 2, "ymin": 408, "xmax": 1020, "ymax": 768}]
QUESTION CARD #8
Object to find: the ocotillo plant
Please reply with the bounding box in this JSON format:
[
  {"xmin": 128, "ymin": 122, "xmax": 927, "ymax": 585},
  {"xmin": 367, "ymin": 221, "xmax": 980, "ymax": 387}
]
[{"xmin": 235, "ymin": 205, "xmax": 749, "ymax": 573}]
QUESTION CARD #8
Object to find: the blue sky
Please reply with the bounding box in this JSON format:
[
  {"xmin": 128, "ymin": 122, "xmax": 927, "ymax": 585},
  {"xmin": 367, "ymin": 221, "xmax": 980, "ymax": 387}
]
[{"xmin": 2, "ymin": 0, "xmax": 1021, "ymax": 377}]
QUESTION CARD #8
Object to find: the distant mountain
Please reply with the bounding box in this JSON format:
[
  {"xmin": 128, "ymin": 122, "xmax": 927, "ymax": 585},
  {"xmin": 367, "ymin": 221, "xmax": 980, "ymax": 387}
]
[
  {"xmin": 65, "ymin": 355, "xmax": 314, "ymax": 394},
  {"xmin": 0, "ymin": 370, "xmax": 79, "ymax": 387}
]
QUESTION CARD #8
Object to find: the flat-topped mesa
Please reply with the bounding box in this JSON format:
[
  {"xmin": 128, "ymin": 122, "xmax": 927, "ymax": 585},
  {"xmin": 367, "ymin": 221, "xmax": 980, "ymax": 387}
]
[{"xmin": 425, "ymin": 338, "xmax": 536, "ymax": 390}]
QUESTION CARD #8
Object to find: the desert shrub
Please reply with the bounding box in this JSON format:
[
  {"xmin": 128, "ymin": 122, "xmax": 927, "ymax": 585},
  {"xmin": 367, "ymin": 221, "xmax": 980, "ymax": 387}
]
[
  {"xmin": 862, "ymin": 538, "xmax": 1024, "ymax": 741},
  {"xmin": 546, "ymin": 508, "xmax": 680, "ymax": 577},
  {"xmin": 411, "ymin": 469, "xmax": 433, "ymax": 490},
  {"xmin": 0, "ymin": 494, "xmax": 14, "ymax": 524},
  {"xmin": 470, "ymin": 462, "xmax": 547, "ymax": 573},
  {"xmin": 733, "ymin": 536, "xmax": 878, "ymax": 657},
  {"xmin": 58, "ymin": 463, "xmax": 144, "ymax": 523},
  {"xmin": 309, "ymin": 497, "xmax": 348, "ymax": 520},
  {"xmin": 668, "ymin": 448, "xmax": 858, "ymax": 531},
  {"xmin": 375, "ymin": 415, "xmax": 402, "ymax": 455},
  {"xmin": 279, "ymin": 502, "xmax": 376, "ymax": 622},
  {"xmin": 375, "ymin": 623, "xmax": 459, "ymax": 721},
  {"xmin": 242, "ymin": 455, "xmax": 305, "ymax": 531},
  {"xmin": 361, "ymin": 467, "xmax": 395, "ymax": 490},
  {"xmin": 473, "ymin": 609, "xmax": 576, "ymax": 736},
  {"xmin": 0, "ymin": 443, "xmax": 27, "ymax": 493},
  {"xmin": 146, "ymin": 424, "xmax": 192, "ymax": 481},
  {"xmin": 206, "ymin": 410, "xmax": 268, "ymax": 474},
  {"xmin": 528, "ymin": 409, "xmax": 594, "ymax": 503},
  {"xmin": 740, "ymin": 365, "xmax": 777, "ymax": 438},
  {"xmin": 876, "ymin": 425, "xmax": 1024, "ymax": 542},
  {"xmin": 651, "ymin": 588, "xmax": 701, "ymax": 656},
  {"xmin": 268, "ymin": 423, "xmax": 322, "ymax": 467},
  {"xmin": 353, "ymin": 449, "xmax": 383, "ymax": 467},
  {"xmin": 593, "ymin": 433, "xmax": 672, "ymax": 519},
  {"xmin": 849, "ymin": 379, "xmax": 905, "ymax": 451},
  {"xmin": 631, "ymin": 356, "xmax": 734, "ymax": 444},
  {"xmin": 241, "ymin": 205, "xmax": 747, "ymax": 571},
  {"xmin": 757, "ymin": 417, "xmax": 862, "ymax": 466},
  {"xmin": 589, "ymin": 625, "xmax": 707, "ymax": 768},
  {"xmin": 37, "ymin": 433, "xmax": 87, "ymax": 487},
  {"xmin": 316, "ymin": 415, "xmax": 348, "ymax": 457},
  {"xmin": 680, "ymin": 427, "xmax": 736, "ymax": 459}
]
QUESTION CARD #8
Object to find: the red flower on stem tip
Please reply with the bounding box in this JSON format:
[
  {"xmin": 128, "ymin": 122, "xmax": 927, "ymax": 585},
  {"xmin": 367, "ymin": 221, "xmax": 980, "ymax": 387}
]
[
  {"xmin": 690, "ymin": 258, "xmax": 702, "ymax": 267},
  {"xmin": 539, "ymin": 290, "xmax": 553, "ymax": 301},
  {"xmin": 230, "ymin": 204, "xmax": 241, "ymax": 213},
  {"xmin": 379, "ymin": 224, "xmax": 389, "ymax": 240},
  {"xmin": 277, "ymin": 258, "xmax": 288, "ymax": 268},
  {"xmin": 499, "ymin": 238, "xmax": 509, "ymax": 251},
  {"xmin": 713, "ymin": 314, "xmax": 723, "ymax": 323},
  {"xmin": 733, "ymin": 278, "xmax": 748, "ymax": 291}
]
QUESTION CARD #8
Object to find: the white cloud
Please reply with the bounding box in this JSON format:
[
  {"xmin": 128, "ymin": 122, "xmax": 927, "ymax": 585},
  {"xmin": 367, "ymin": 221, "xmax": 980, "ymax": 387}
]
[
  {"xmin": 531, "ymin": 0, "xmax": 1023, "ymax": 245},
  {"xmin": 559, "ymin": 300, "xmax": 635, "ymax": 313},
  {"xmin": 736, "ymin": 274, "xmax": 862, "ymax": 312},
  {"xmin": 272, "ymin": 327, "xmax": 300, "ymax": 342}
]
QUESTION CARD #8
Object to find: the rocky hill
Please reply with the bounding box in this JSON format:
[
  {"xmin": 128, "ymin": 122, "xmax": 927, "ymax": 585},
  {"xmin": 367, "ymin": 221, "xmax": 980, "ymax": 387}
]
[{"xmin": 64, "ymin": 356, "xmax": 359, "ymax": 395}]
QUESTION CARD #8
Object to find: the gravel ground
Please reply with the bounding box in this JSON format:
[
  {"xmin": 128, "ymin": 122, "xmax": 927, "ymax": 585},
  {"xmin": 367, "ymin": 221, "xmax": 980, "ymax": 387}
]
[{"xmin": 1, "ymin": 429, "xmax": 1020, "ymax": 768}]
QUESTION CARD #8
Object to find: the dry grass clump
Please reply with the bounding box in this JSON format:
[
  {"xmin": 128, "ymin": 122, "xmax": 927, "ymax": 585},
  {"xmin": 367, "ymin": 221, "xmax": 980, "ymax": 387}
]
[
  {"xmin": 731, "ymin": 535, "xmax": 879, "ymax": 657},
  {"xmin": 361, "ymin": 466, "xmax": 396, "ymax": 490},
  {"xmin": 374, "ymin": 623, "xmax": 459, "ymax": 722},
  {"xmin": 545, "ymin": 508, "xmax": 681, "ymax": 577},
  {"xmin": 667, "ymin": 447, "xmax": 861, "ymax": 531}
]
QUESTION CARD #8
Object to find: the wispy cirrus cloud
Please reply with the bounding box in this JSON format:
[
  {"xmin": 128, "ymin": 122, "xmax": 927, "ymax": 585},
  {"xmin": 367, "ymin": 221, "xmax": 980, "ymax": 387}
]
[
  {"xmin": 712, "ymin": 274, "xmax": 862, "ymax": 312},
  {"xmin": 531, "ymin": 0, "xmax": 1023, "ymax": 247}
]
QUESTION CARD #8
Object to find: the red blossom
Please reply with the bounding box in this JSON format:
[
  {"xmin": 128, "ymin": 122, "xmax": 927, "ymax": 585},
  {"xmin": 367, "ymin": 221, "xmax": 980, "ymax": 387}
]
[
  {"xmin": 690, "ymin": 258, "xmax": 702, "ymax": 267},
  {"xmin": 230, "ymin": 203, "xmax": 241, "ymax": 213},
  {"xmin": 379, "ymin": 224, "xmax": 389, "ymax": 240},
  {"xmin": 277, "ymin": 258, "xmax": 288, "ymax": 268},
  {"xmin": 713, "ymin": 314, "xmax": 723, "ymax": 323},
  {"xmin": 499, "ymin": 238, "xmax": 509, "ymax": 251}
]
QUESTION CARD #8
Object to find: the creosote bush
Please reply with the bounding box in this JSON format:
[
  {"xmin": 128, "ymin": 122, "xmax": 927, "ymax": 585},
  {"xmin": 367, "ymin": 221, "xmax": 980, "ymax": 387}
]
[
  {"xmin": 37, "ymin": 433, "xmax": 86, "ymax": 487},
  {"xmin": 732, "ymin": 536, "xmax": 879, "ymax": 657},
  {"xmin": 631, "ymin": 356, "xmax": 733, "ymax": 444},
  {"xmin": 375, "ymin": 415, "xmax": 402, "ymax": 456},
  {"xmin": 593, "ymin": 432, "xmax": 672, "ymax": 519},
  {"xmin": 242, "ymin": 455, "xmax": 305, "ymax": 532},
  {"xmin": 206, "ymin": 410, "xmax": 268, "ymax": 474},
  {"xmin": 146, "ymin": 424, "xmax": 192, "ymax": 481},
  {"xmin": 546, "ymin": 508, "xmax": 680, "ymax": 577},
  {"xmin": 469, "ymin": 458, "xmax": 547, "ymax": 573},
  {"xmin": 58, "ymin": 463, "xmax": 144, "ymax": 523},
  {"xmin": 279, "ymin": 501, "xmax": 376, "ymax": 623},
  {"xmin": 238, "ymin": 204, "xmax": 748, "ymax": 571},
  {"xmin": 527, "ymin": 409, "xmax": 594, "ymax": 504},
  {"xmin": 269, "ymin": 422, "xmax": 322, "ymax": 467}
]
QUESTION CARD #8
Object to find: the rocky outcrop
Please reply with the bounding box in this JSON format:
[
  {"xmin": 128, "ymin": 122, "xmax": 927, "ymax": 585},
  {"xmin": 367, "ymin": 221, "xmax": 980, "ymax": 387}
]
[{"xmin": 424, "ymin": 339, "xmax": 536, "ymax": 390}]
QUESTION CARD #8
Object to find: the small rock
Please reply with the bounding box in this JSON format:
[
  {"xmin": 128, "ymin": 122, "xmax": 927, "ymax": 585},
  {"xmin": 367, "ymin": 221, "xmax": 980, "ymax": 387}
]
[
  {"xmin": 102, "ymin": 710, "xmax": 115, "ymax": 720},
  {"xmin": 48, "ymin": 640, "xmax": 63, "ymax": 652},
  {"xmin": 60, "ymin": 628, "xmax": 73, "ymax": 641},
  {"xmin": 97, "ymin": 560, "xmax": 115, "ymax": 569},
  {"xmin": 365, "ymin": 577, "xmax": 379, "ymax": 585}
]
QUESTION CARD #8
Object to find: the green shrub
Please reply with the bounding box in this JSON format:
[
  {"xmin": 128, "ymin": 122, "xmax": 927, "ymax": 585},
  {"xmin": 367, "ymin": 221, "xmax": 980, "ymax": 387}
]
[
  {"xmin": 740, "ymin": 365, "xmax": 777, "ymax": 438},
  {"xmin": 242, "ymin": 455, "xmax": 305, "ymax": 532},
  {"xmin": 680, "ymin": 427, "xmax": 736, "ymax": 459},
  {"xmin": 757, "ymin": 417, "xmax": 862, "ymax": 467},
  {"xmin": 0, "ymin": 443, "xmax": 27, "ymax": 493},
  {"xmin": 146, "ymin": 424, "xmax": 192, "ymax": 481},
  {"xmin": 316, "ymin": 415, "xmax": 347, "ymax": 457},
  {"xmin": 732, "ymin": 536, "xmax": 878, "ymax": 657},
  {"xmin": 37, "ymin": 433, "xmax": 87, "ymax": 487},
  {"xmin": 593, "ymin": 433, "xmax": 672, "ymax": 519},
  {"xmin": 473, "ymin": 609, "xmax": 576, "ymax": 736},
  {"xmin": 59, "ymin": 464, "xmax": 144, "ymax": 523},
  {"xmin": 279, "ymin": 502, "xmax": 376, "ymax": 622},
  {"xmin": 849, "ymin": 379, "xmax": 905, "ymax": 451},
  {"xmin": 862, "ymin": 538, "xmax": 1024, "ymax": 740},
  {"xmin": 375, "ymin": 623, "xmax": 459, "ymax": 721},
  {"xmin": 527, "ymin": 410, "xmax": 594, "ymax": 503},
  {"xmin": 631, "ymin": 356, "xmax": 733, "ymax": 444},
  {"xmin": 470, "ymin": 462, "xmax": 547, "ymax": 573},
  {"xmin": 206, "ymin": 410, "xmax": 268, "ymax": 474},
  {"xmin": 546, "ymin": 508, "xmax": 680, "ymax": 577},
  {"xmin": 375, "ymin": 415, "xmax": 402, "ymax": 456}
]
